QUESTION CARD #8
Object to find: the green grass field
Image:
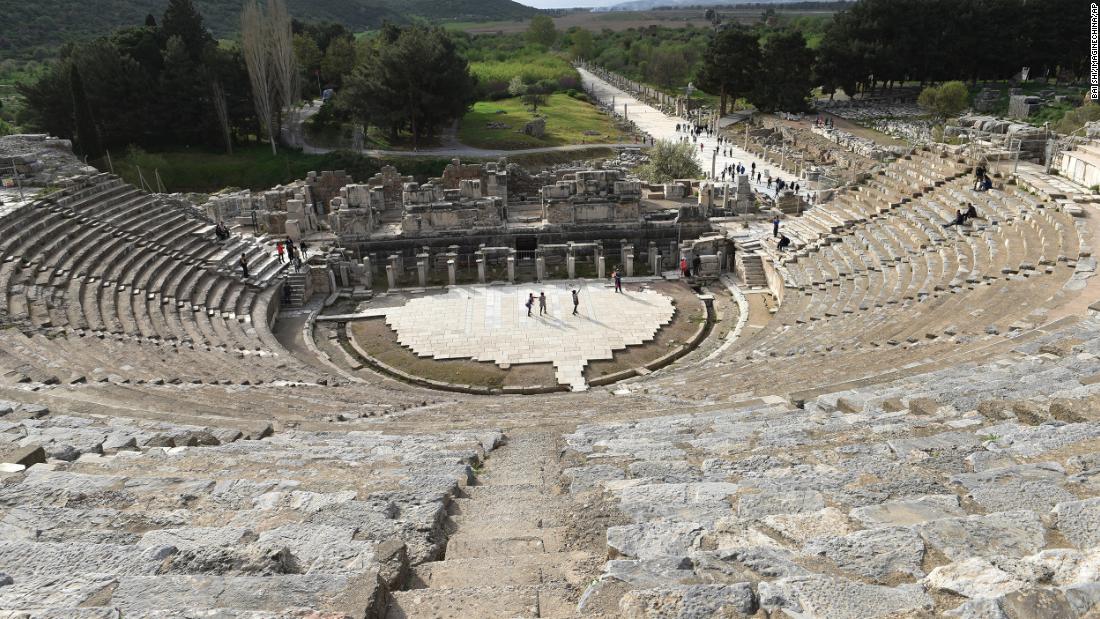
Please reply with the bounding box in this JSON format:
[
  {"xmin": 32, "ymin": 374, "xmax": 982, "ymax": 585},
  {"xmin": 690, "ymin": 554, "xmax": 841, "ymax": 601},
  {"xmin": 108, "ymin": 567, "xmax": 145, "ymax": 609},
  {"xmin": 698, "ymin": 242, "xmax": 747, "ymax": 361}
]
[
  {"xmin": 469, "ymin": 56, "xmax": 578, "ymax": 87},
  {"xmin": 458, "ymin": 94, "xmax": 626, "ymax": 150}
]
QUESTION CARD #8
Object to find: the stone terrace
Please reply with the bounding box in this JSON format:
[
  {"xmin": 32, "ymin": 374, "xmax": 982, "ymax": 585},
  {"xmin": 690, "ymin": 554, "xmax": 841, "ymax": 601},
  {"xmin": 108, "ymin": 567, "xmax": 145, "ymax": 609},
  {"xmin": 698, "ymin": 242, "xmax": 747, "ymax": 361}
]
[
  {"xmin": 563, "ymin": 312, "xmax": 1100, "ymax": 617},
  {"xmin": 0, "ymin": 400, "xmax": 500, "ymax": 616}
]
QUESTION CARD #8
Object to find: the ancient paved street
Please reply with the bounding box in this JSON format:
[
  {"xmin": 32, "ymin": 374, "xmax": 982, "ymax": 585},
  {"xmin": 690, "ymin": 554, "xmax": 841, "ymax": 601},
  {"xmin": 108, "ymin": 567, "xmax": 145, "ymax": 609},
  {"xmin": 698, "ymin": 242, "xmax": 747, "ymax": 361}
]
[
  {"xmin": 577, "ymin": 66, "xmax": 806, "ymax": 201},
  {"xmin": 380, "ymin": 282, "xmax": 675, "ymax": 390}
]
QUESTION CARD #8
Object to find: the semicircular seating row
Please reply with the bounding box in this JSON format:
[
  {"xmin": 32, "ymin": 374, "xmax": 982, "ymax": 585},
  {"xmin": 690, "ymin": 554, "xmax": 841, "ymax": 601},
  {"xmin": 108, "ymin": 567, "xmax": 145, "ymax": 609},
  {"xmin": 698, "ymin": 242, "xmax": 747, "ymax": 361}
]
[
  {"xmin": 0, "ymin": 174, "xmax": 325, "ymax": 385},
  {"xmin": 656, "ymin": 149, "xmax": 1091, "ymax": 401}
]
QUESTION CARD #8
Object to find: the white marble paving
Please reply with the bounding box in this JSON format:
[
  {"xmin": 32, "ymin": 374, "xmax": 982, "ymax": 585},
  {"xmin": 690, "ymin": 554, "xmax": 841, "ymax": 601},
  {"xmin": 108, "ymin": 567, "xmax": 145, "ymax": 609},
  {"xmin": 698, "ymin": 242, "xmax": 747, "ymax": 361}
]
[{"xmin": 381, "ymin": 283, "xmax": 676, "ymax": 391}]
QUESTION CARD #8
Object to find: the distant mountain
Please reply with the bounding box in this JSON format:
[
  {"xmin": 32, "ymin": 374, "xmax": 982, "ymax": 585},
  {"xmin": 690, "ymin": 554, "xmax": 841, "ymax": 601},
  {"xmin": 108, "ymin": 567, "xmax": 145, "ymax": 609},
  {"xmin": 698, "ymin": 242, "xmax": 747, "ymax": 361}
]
[
  {"xmin": 0, "ymin": 0, "xmax": 538, "ymax": 59},
  {"xmin": 598, "ymin": 0, "xmax": 824, "ymax": 10}
]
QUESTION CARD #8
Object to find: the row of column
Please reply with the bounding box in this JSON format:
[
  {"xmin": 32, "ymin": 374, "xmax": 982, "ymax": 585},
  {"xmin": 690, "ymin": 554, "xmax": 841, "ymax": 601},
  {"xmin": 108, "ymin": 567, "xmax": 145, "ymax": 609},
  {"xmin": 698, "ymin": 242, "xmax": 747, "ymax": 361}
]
[{"xmin": 361, "ymin": 238, "xmax": 706, "ymax": 289}]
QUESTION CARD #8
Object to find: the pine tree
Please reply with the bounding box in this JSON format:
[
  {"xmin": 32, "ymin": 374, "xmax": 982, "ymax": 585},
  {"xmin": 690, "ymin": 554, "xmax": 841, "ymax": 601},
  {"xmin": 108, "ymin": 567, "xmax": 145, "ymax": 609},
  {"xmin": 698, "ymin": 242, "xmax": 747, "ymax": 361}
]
[
  {"xmin": 696, "ymin": 26, "xmax": 761, "ymax": 116},
  {"xmin": 162, "ymin": 0, "xmax": 213, "ymax": 61}
]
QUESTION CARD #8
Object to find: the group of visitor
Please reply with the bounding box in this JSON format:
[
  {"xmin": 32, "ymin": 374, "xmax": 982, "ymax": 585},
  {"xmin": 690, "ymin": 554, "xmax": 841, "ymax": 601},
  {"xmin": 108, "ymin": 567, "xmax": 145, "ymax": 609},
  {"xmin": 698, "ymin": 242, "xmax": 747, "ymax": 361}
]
[
  {"xmin": 524, "ymin": 288, "xmax": 583, "ymax": 317},
  {"xmin": 274, "ymin": 238, "xmax": 309, "ymax": 272}
]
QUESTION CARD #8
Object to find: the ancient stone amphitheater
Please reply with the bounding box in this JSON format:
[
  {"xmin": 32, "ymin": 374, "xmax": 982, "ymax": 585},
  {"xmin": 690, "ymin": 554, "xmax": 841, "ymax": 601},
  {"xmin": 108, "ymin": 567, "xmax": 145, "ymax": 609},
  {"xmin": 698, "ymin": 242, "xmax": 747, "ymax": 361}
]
[{"xmin": 2, "ymin": 135, "xmax": 1100, "ymax": 618}]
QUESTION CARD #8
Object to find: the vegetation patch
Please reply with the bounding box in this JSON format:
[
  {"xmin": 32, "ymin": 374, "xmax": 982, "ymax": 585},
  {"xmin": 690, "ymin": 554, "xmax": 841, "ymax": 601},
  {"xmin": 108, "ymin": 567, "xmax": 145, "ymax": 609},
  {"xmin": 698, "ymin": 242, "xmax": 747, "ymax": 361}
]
[{"xmin": 458, "ymin": 94, "xmax": 624, "ymax": 150}]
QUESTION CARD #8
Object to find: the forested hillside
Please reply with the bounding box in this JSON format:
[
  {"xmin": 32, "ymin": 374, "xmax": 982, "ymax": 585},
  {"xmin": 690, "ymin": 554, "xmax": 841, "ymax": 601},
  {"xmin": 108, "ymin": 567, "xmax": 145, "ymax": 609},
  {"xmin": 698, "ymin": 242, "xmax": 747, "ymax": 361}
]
[{"xmin": 1, "ymin": 0, "xmax": 538, "ymax": 59}]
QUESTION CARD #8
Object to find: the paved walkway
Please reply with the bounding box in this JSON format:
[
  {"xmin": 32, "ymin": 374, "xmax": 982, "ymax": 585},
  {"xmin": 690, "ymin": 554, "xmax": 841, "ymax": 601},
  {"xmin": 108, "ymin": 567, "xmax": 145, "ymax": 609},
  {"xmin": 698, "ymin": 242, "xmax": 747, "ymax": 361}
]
[
  {"xmin": 577, "ymin": 67, "xmax": 810, "ymax": 202},
  {"xmin": 374, "ymin": 283, "xmax": 675, "ymax": 391},
  {"xmin": 287, "ymin": 99, "xmax": 638, "ymax": 159}
]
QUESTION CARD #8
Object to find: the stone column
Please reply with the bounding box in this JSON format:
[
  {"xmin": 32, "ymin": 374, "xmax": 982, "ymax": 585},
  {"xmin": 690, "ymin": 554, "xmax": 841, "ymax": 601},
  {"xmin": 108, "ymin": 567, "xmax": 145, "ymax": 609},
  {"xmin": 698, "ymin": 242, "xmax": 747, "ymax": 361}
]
[
  {"xmin": 386, "ymin": 265, "xmax": 396, "ymax": 289},
  {"xmin": 650, "ymin": 251, "xmax": 661, "ymax": 276},
  {"xmin": 625, "ymin": 253, "xmax": 635, "ymax": 277},
  {"xmin": 598, "ymin": 255, "xmax": 606, "ymax": 280},
  {"xmin": 536, "ymin": 256, "xmax": 546, "ymax": 282},
  {"xmin": 362, "ymin": 257, "xmax": 372, "ymax": 289},
  {"xmin": 717, "ymin": 250, "xmax": 725, "ymax": 273},
  {"xmin": 416, "ymin": 255, "xmax": 428, "ymax": 287},
  {"xmin": 507, "ymin": 256, "xmax": 515, "ymax": 283},
  {"xmin": 477, "ymin": 258, "xmax": 486, "ymax": 284},
  {"xmin": 447, "ymin": 259, "xmax": 456, "ymax": 286},
  {"xmin": 388, "ymin": 254, "xmax": 401, "ymax": 281},
  {"xmin": 567, "ymin": 255, "xmax": 576, "ymax": 279}
]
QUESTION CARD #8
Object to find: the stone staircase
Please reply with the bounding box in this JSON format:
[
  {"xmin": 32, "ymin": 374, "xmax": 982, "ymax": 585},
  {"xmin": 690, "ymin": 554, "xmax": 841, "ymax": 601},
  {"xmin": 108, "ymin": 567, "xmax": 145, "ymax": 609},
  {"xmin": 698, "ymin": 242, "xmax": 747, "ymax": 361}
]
[
  {"xmin": 284, "ymin": 272, "xmax": 307, "ymax": 307},
  {"xmin": 389, "ymin": 431, "xmax": 594, "ymax": 618},
  {"xmin": 737, "ymin": 252, "xmax": 768, "ymax": 288}
]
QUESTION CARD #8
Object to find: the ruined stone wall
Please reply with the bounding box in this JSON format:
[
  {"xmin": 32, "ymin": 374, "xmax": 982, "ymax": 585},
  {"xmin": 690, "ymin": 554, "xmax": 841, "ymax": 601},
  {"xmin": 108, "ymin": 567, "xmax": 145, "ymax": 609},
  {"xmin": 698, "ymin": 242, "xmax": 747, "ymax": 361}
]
[
  {"xmin": 545, "ymin": 202, "xmax": 575, "ymax": 225},
  {"xmin": 329, "ymin": 208, "xmax": 373, "ymax": 239},
  {"xmin": 367, "ymin": 166, "xmax": 412, "ymax": 213},
  {"xmin": 304, "ymin": 170, "xmax": 349, "ymax": 211}
]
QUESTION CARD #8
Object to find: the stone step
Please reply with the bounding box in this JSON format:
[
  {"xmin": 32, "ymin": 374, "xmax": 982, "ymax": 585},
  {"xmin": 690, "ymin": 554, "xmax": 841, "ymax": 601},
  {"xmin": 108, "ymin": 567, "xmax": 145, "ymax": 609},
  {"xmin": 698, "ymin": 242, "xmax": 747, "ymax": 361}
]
[
  {"xmin": 411, "ymin": 551, "xmax": 591, "ymax": 589},
  {"xmin": 446, "ymin": 511, "xmax": 563, "ymax": 530},
  {"xmin": 461, "ymin": 483, "xmax": 544, "ymax": 500},
  {"xmin": 445, "ymin": 527, "xmax": 567, "ymax": 559},
  {"xmin": 476, "ymin": 468, "xmax": 547, "ymax": 486},
  {"xmin": 387, "ymin": 586, "xmax": 538, "ymax": 619},
  {"xmin": 386, "ymin": 584, "xmax": 575, "ymax": 619},
  {"xmin": 448, "ymin": 497, "xmax": 561, "ymax": 519}
]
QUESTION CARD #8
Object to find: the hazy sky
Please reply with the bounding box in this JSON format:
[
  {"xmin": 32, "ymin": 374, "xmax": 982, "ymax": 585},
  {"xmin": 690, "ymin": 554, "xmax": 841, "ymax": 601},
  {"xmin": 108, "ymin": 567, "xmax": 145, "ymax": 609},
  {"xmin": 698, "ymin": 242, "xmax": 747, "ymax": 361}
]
[{"xmin": 517, "ymin": 0, "xmax": 619, "ymax": 7}]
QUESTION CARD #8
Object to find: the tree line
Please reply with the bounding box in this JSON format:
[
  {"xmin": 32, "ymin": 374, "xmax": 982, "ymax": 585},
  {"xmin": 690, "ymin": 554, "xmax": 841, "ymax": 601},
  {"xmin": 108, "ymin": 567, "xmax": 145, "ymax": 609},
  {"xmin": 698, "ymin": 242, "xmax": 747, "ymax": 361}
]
[
  {"xmin": 814, "ymin": 0, "xmax": 1087, "ymax": 98},
  {"xmin": 17, "ymin": 0, "xmax": 253, "ymax": 158},
  {"xmin": 15, "ymin": 0, "xmax": 1092, "ymax": 158},
  {"xmin": 690, "ymin": 0, "xmax": 1088, "ymax": 114},
  {"xmin": 16, "ymin": 0, "xmax": 477, "ymax": 157}
]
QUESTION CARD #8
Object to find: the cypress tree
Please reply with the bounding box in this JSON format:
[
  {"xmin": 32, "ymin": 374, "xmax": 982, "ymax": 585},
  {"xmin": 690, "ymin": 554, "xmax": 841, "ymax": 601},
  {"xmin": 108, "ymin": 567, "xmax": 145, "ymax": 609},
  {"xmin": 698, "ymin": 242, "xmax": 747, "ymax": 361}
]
[{"xmin": 69, "ymin": 64, "xmax": 103, "ymax": 159}]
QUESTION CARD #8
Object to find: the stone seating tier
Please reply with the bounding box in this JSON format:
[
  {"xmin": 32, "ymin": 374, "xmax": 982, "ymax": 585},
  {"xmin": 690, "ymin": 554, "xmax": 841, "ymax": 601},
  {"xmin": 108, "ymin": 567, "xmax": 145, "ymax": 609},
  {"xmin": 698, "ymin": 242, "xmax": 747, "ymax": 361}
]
[
  {"xmin": 0, "ymin": 400, "xmax": 501, "ymax": 615},
  {"xmin": 564, "ymin": 313, "xmax": 1100, "ymax": 617}
]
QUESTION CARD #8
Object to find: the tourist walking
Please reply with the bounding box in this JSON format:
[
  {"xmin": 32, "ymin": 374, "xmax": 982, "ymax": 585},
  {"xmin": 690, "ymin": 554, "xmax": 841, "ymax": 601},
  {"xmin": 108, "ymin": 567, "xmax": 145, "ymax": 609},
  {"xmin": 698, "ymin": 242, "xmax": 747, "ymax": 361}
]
[
  {"xmin": 525, "ymin": 293, "xmax": 535, "ymax": 317},
  {"xmin": 239, "ymin": 253, "xmax": 250, "ymax": 279},
  {"xmin": 300, "ymin": 241, "xmax": 309, "ymax": 260},
  {"xmin": 613, "ymin": 270, "xmax": 623, "ymax": 293},
  {"xmin": 538, "ymin": 292, "xmax": 547, "ymax": 315},
  {"xmin": 275, "ymin": 242, "xmax": 285, "ymax": 263},
  {"xmin": 572, "ymin": 289, "xmax": 579, "ymax": 315},
  {"xmin": 772, "ymin": 215, "xmax": 781, "ymax": 238}
]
